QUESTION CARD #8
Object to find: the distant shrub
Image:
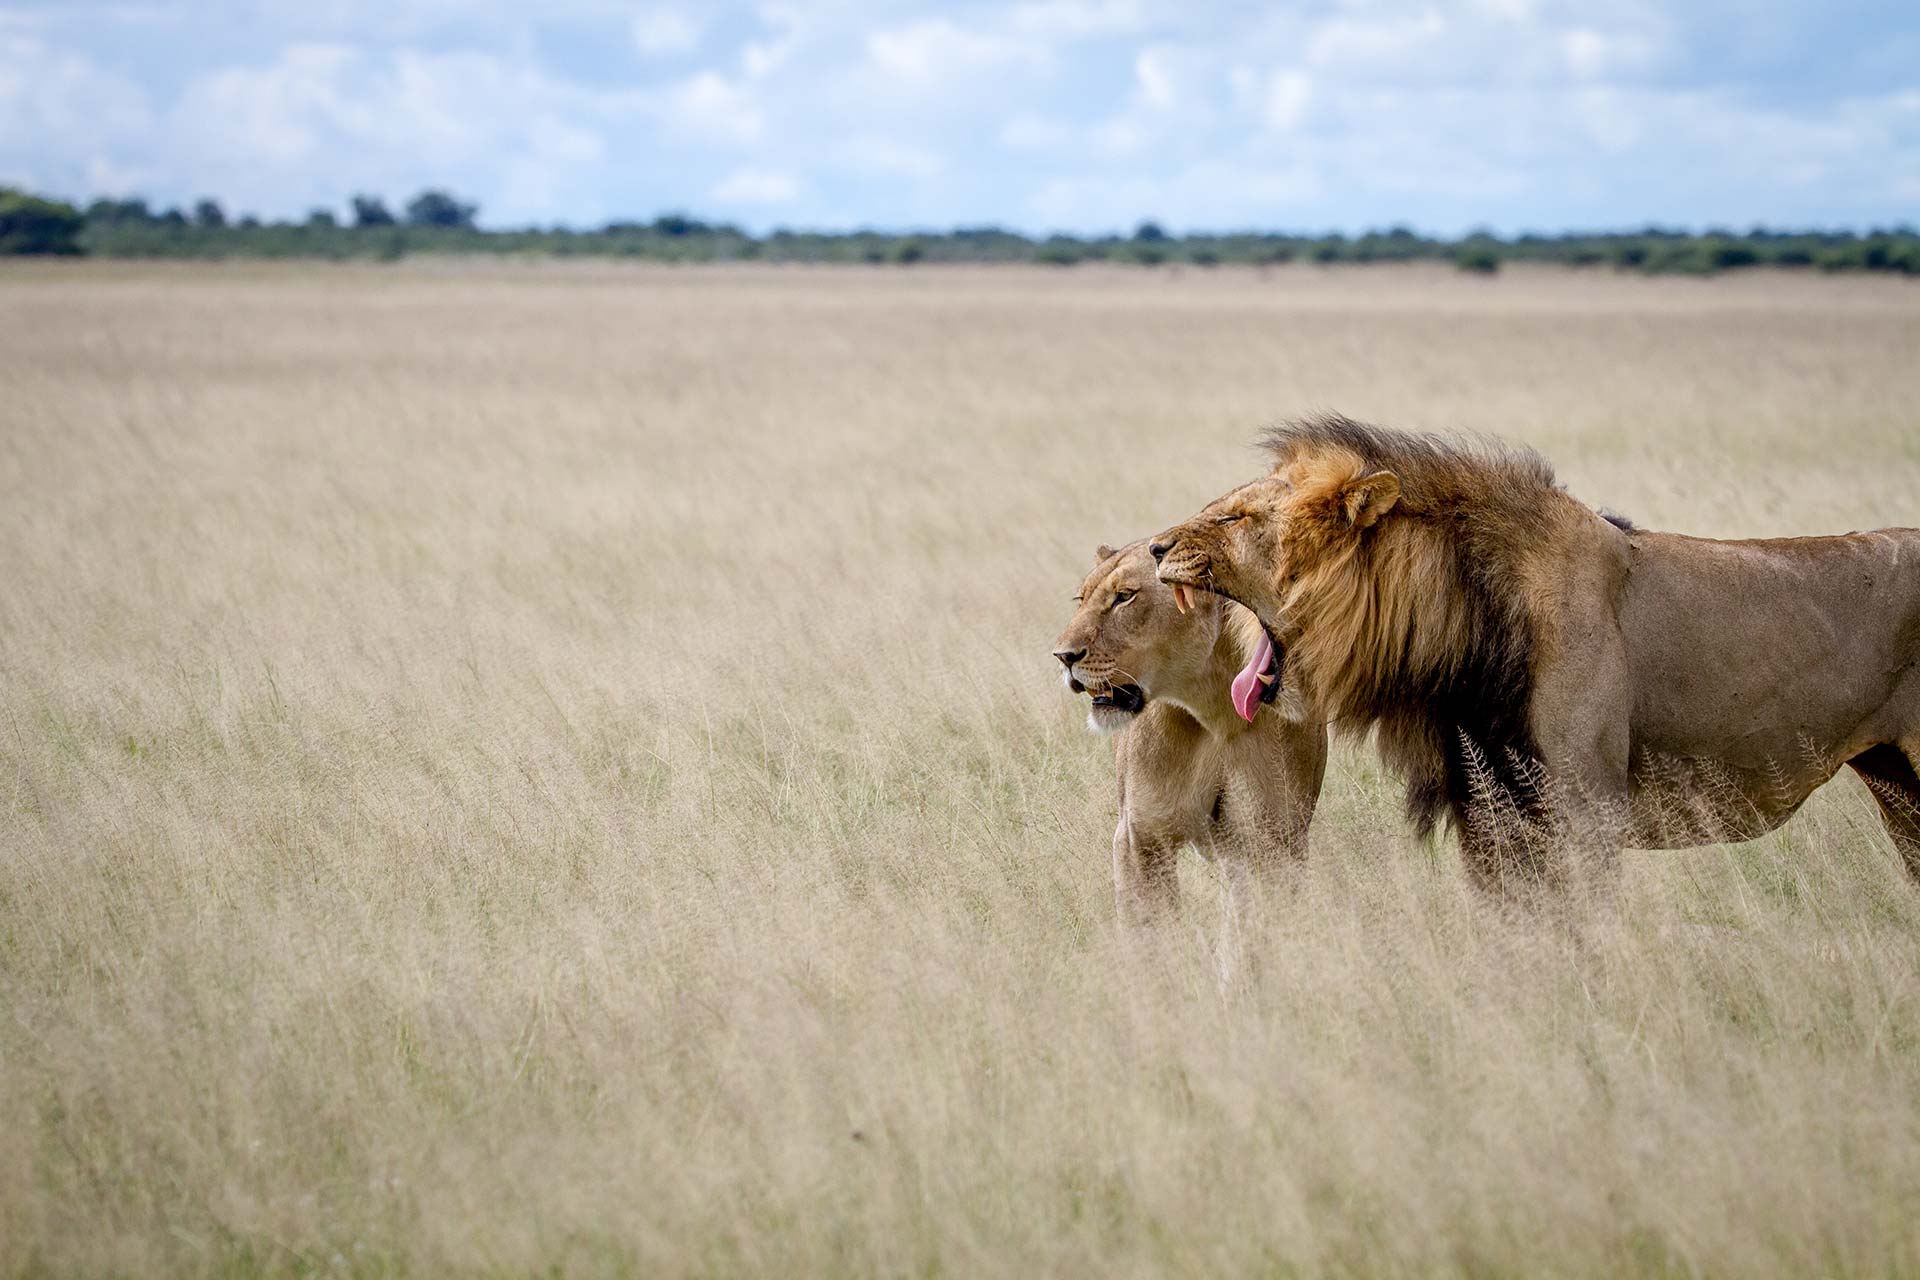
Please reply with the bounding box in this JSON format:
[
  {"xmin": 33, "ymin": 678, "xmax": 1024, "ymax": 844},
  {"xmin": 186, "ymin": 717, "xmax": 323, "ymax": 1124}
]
[
  {"xmin": 405, "ymin": 190, "xmax": 478, "ymax": 229},
  {"xmin": 1610, "ymin": 242, "xmax": 1649, "ymax": 269},
  {"xmin": 1036, "ymin": 241, "xmax": 1081, "ymax": 266},
  {"xmin": 85, "ymin": 197, "xmax": 151, "ymax": 225},
  {"xmin": 1643, "ymin": 243, "xmax": 1718, "ymax": 275},
  {"xmin": 0, "ymin": 188, "xmax": 84, "ymax": 254},
  {"xmin": 1454, "ymin": 246, "xmax": 1500, "ymax": 274},
  {"xmin": 1129, "ymin": 245, "xmax": 1167, "ymax": 266},
  {"xmin": 351, "ymin": 195, "xmax": 396, "ymax": 228},
  {"xmin": 1188, "ymin": 248, "xmax": 1221, "ymax": 267},
  {"xmin": 889, "ymin": 237, "xmax": 925, "ymax": 265},
  {"xmin": 1703, "ymin": 239, "xmax": 1758, "ymax": 270}
]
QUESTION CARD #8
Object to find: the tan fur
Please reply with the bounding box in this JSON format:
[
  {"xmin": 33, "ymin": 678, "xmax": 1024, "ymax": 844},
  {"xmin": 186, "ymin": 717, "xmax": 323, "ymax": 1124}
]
[
  {"xmin": 1151, "ymin": 414, "xmax": 1920, "ymax": 889},
  {"xmin": 1053, "ymin": 541, "xmax": 1327, "ymax": 952}
]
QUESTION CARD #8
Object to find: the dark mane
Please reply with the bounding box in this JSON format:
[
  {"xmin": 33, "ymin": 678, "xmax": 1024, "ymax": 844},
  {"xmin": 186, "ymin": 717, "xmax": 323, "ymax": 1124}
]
[{"xmin": 1264, "ymin": 414, "xmax": 1566, "ymax": 840}]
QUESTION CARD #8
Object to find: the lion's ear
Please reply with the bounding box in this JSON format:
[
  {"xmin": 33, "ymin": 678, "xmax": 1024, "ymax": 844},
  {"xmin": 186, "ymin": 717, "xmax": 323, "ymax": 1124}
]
[
  {"xmin": 1095, "ymin": 543, "xmax": 1118, "ymax": 564},
  {"xmin": 1343, "ymin": 471, "xmax": 1400, "ymax": 528}
]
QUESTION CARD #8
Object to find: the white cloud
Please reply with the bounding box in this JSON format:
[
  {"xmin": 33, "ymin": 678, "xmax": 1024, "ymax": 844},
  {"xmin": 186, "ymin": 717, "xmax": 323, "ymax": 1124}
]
[
  {"xmin": 1087, "ymin": 42, "xmax": 1219, "ymax": 158},
  {"xmin": 1228, "ymin": 65, "xmax": 1311, "ymax": 131},
  {"xmin": 662, "ymin": 71, "xmax": 761, "ymax": 143},
  {"xmin": 837, "ymin": 137, "xmax": 942, "ymax": 178},
  {"xmin": 1133, "ymin": 46, "xmax": 1176, "ymax": 109},
  {"xmin": 1568, "ymin": 87, "xmax": 1643, "ymax": 152},
  {"xmin": 1561, "ymin": 26, "xmax": 1660, "ymax": 79},
  {"xmin": 999, "ymin": 113, "xmax": 1075, "ymax": 151},
  {"xmin": 0, "ymin": 34, "xmax": 156, "ymax": 193},
  {"xmin": 1263, "ymin": 70, "xmax": 1311, "ymax": 131},
  {"xmin": 631, "ymin": 8, "xmax": 701, "ymax": 57},
  {"xmin": 709, "ymin": 167, "xmax": 798, "ymax": 204},
  {"xmin": 154, "ymin": 44, "xmax": 631, "ymax": 221},
  {"xmin": 1561, "ymin": 29, "xmax": 1608, "ymax": 77},
  {"xmin": 735, "ymin": 1, "xmax": 809, "ymax": 78},
  {"xmin": 867, "ymin": 17, "xmax": 1036, "ymax": 82},
  {"xmin": 742, "ymin": 38, "xmax": 789, "ymax": 78},
  {"xmin": 1008, "ymin": 0, "xmax": 1152, "ymax": 39},
  {"xmin": 1306, "ymin": 10, "xmax": 1447, "ymax": 73}
]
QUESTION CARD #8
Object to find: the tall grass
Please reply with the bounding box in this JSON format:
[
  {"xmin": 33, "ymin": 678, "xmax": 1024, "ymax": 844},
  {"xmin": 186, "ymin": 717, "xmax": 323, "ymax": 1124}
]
[{"xmin": 4, "ymin": 262, "xmax": 1920, "ymax": 1276}]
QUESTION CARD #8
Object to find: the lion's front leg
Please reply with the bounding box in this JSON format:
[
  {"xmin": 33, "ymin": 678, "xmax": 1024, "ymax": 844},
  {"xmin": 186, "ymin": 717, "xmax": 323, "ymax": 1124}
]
[{"xmin": 1523, "ymin": 612, "xmax": 1633, "ymax": 888}]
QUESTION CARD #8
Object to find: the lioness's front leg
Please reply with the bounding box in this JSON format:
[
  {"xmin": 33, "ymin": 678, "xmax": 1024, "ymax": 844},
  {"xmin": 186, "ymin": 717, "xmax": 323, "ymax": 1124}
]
[
  {"xmin": 1210, "ymin": 745, "xmax": 1322, "ymax": 986},
  {"xmin": 1112, "ymin": 812, "xmax": 1180, "ymax": 927}
]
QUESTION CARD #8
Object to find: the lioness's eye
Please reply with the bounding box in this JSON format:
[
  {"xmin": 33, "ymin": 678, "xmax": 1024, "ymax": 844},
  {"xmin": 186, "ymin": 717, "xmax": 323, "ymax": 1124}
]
[
  {"xmin": 1112, "ymin": 590, "xmax": 1135, "ymax": 607},
  {"xmin": 1214, "ymin": 514, "xmax": 1244, "ymax": 526}
]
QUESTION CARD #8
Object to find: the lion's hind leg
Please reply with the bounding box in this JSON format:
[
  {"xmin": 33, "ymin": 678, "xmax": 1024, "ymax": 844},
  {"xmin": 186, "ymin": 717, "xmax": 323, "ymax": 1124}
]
[{"xmin": 1846, "ymin": 743, "xmax": 1920, "ymax": 881}]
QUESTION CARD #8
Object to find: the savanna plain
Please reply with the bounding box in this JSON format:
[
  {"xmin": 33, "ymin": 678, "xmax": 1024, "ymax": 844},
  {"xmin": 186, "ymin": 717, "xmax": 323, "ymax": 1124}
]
[{"xmin": 5, "ymin": 260, "xmax": 1920, "ymax": 1278}]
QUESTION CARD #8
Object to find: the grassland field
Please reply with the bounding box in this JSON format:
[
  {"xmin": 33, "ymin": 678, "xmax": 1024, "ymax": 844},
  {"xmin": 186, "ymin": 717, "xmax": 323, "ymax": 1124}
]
[{"xmin": 4, "ymin": 260, "xmax": 1920, "ymax": 1277}]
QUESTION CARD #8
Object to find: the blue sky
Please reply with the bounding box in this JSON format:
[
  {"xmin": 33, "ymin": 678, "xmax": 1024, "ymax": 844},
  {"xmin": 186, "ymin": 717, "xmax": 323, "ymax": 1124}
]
[{"xmin": 2, "ymin": 1, "xmax": 1916, "ymax": 234}]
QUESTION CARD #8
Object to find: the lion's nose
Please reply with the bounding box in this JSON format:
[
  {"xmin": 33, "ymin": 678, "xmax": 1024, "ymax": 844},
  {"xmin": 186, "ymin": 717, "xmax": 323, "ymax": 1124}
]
[
  {"xmin": 1053, "ymin": 647, "xmax": 1085, "ymax": 669},
  {"xmin": 1148, "ymin": 541, "xmax": 1170, "ymax": 562}
]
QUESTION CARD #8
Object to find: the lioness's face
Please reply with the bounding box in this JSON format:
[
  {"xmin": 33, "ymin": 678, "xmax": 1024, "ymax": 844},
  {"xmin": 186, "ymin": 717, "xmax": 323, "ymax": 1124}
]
[
  {"xmin": 1052, "ymin": 542, "xmax": 1214, "ymax": 734},
  {"xmin": 1150, "ymin": 457, "xmax": 1400, "ymax": 637}
]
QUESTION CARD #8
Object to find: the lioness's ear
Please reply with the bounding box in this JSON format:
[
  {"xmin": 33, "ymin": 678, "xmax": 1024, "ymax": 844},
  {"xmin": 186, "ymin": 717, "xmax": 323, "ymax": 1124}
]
[
  {"xmin": 1343, "ymin": 471, "xmax": 1400, "ymax": 528},
  {"xmin": 1095, "ymin": 543, "xmax": 1118, "ymax": 564}
]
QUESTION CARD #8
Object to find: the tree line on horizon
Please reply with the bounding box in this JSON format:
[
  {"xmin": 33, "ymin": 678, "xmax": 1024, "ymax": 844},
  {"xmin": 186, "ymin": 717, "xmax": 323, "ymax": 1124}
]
[{"xmin": 3, "ymin": 185, "xmax": 1918, "ymax": 276}]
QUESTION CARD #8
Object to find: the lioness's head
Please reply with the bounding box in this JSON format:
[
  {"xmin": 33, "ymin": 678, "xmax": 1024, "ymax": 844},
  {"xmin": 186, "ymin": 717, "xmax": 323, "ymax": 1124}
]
[
  {"xmin": 1052, "ymin": 540, "xmax": 1283, "ymax": 734},
  {"xmin": 1148, "ymin": 449, "xmax": 1400, "ymax": 643}
]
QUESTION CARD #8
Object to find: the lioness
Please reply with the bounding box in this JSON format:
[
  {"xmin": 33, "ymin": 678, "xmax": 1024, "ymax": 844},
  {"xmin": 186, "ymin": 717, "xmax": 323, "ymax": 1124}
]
[
  {"xmin": 1053, "ymin": 540, "xmax": 1327, "ymax": 933},
  {"xmin": 1149, "ymin": 414, "xmax": 1920, "ymax": 888}
]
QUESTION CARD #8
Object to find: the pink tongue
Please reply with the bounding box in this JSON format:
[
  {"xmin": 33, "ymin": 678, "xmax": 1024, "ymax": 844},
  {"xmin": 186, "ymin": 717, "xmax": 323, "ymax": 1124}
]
[{"xmin": 1230, "ymin": 630, "xmax": 1276, "ymax": 723}]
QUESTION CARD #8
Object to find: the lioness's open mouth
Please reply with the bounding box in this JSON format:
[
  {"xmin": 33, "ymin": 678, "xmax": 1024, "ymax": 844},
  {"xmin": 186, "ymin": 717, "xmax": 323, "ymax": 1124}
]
[{"xmin": 1089, "ymin": 683, "xmax": 1146, "ymax": 714}]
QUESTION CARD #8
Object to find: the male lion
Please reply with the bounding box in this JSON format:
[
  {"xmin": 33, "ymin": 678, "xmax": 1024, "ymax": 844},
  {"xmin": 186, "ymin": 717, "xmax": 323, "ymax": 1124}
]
[
  {"xmin": 1053, "ymin": 540, "xmax": 1327, "ymax": 940},
  {"xmin": 1148, "ymin": 414, "xmax": 1920, "ymax": 889}
]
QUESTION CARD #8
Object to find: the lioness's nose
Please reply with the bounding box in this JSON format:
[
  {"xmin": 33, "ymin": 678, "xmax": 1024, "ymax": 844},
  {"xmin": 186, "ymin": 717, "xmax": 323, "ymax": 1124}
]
[
  {"xmin": 1148, "ymin": 541, "xmax": 1170, "ymax": 562},
  {"xmin": 1053, "ymin": 647, "xmax": 1085, "ymax": 668}
]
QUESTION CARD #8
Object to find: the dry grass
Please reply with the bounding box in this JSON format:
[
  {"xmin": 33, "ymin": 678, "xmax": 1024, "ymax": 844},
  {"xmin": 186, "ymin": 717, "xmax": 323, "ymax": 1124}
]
[{"xmin": 4, "ymin": 260, "xmax": 1920, "ymax": 1278}]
